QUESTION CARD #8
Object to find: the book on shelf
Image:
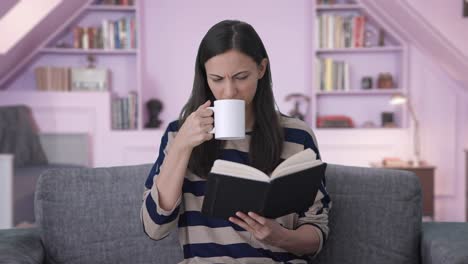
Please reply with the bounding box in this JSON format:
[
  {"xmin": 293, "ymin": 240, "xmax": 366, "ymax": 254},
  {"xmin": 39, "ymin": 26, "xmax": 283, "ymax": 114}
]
[
  {"xmin": 34, "ymin": 66, "xmax": 71, "ymax": 92},
  {"xmin": 316, "ymin": 14, "xmax": 365, "ymax": 49},
  {"xmin": 201, "ymin": 149, "xmax": 327, "ymax": 219},
  {"xmin": 316, "ymin": 58, "xmax": 350, "ymax": 91},
  {"xmin": 95, "ymin": 0, "xmax": 134, "ymax": 6},
  {"xmin": 316, "ymin": 0, "xmax": 336, "ymax": 4},
  {"xmin": 111, "ymin": 91, "xmax": 138, "ymax": 130},
  {"xmin": 71, "ymin": 17, "xmax": 136, "ymax": 50},
  {"xmin": 34, "ymin": 66, "xmax": 110, "ymax": 92}
]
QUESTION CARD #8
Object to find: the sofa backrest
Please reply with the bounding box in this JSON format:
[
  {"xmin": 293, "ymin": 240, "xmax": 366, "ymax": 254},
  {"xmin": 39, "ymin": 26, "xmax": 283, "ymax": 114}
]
[
  {"xmin": 39, "ymin": 133, "xmax": 91, "ymax": 167},
  {"xmin": 315, "ymin": 164, "xmax": 422, "ymax": 264},
  {"xmin": 35, "ymin": 164, "xmax": 183, "ymax": 264},
  {"xmin": 35, "ymin": 164, "xmax": 422, "ymax": 264}
]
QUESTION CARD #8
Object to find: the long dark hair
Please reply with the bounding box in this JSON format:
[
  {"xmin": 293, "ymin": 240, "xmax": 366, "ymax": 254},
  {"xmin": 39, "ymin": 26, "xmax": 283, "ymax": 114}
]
[{"xmin": 178, "ymin": 20, "xmax": 284, "ymax": 178}]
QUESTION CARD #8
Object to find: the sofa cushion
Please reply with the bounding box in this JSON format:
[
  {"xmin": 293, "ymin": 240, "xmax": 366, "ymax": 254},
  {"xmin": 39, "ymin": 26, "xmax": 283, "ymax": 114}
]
[
  {"xmin": 421, "ymin": 222, "xmax": 468, "ymax": 264},
  {"xmin": 14, "ymin": 164, "xmax": 83, "ymax": 226},
  {"xmin": 315, "ymin": 164, "xmax": 422, "ymax": 264},
  {"xmin": 35, "ymin": 164, "xmax": 183, "ymax": 264},
  {"xmin": 0, "ymin": 227, "xmax": 44, "ymax": 263}
]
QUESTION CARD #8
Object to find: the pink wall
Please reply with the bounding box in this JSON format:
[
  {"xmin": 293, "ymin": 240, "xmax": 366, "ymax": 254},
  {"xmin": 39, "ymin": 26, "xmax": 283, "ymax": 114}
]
[
  {"xmin": 140, "ymin": 0, "xmax": 314, "ymax": 126},
  {"xmin": 405, "ymin": 0, "xmax": 468, "ymax": 59}
]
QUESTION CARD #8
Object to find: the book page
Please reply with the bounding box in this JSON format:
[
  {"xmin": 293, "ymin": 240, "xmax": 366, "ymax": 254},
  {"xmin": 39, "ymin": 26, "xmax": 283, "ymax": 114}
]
[
  {"xmin": 271, "ymin": 149, "xmax": 321, "ymax": 179},
  {"xmin": 211, "ymin": 160, "xmax": 270, "ymax": 182}
]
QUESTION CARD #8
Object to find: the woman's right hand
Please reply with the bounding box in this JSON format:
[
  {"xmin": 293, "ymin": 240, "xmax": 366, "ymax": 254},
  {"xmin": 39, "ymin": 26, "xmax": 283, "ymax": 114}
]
[{"xmin": 173, "ymin": 100, "xmax": 214, "ymax": 151}]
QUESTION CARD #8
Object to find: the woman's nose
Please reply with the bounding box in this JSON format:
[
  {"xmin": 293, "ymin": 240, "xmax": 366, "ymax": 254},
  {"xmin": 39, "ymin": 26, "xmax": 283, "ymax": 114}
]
[{"xmin": 223, "ymin": 80, "xmax": 238, "ymax": 98}]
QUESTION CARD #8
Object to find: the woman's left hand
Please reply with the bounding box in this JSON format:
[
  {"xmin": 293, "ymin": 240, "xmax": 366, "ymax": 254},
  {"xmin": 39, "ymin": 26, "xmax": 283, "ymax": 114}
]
[{"xmin": 229, "ymin": 211, "xmax": 286, "ymax": 247}]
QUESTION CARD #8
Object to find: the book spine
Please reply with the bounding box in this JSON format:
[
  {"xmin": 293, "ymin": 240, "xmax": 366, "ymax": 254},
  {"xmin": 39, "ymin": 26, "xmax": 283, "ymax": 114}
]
[
  {"xmin": 201, "ymin": 176, "xmax": 220, "ymax": 216},
  {"xmin": 73, "ymin": 27, "xmax": 82, "ymax": 49},
  {"xmin": 259, "ymin": 185, "xmax": 271, "ymax": 217},
  {"xmin": 102, "ymin": 20, "xmax": 108, "ymax": 49}
]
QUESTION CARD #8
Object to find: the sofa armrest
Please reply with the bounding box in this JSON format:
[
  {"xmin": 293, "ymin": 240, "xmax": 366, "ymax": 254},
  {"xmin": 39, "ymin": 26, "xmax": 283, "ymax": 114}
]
[
  {"xmin": 0, "ymin": 228, "xmax": 44, "ymax": 264},
  {"xmin": 421, "ymin": 222, "xmax": 468, "ymax": 264}
]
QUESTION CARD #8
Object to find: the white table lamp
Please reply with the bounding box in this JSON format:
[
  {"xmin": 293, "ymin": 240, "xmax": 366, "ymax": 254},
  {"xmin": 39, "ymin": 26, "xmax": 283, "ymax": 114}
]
[{"xmin": 390, "ymin": 93, "xmax": 421, "ymax": 166}]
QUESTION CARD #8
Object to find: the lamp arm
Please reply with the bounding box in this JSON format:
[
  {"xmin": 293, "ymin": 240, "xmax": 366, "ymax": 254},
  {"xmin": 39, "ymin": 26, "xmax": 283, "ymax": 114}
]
[{"xmin": 407, "ymin": 101, "xmax": 421, "ymax": 162}]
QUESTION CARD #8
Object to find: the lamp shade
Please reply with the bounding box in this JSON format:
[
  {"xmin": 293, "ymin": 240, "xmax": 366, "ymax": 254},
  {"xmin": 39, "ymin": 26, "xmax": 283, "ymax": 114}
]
[{"xmin": 389, "ymin": 93, "xmax": 407, "ymax": 105}]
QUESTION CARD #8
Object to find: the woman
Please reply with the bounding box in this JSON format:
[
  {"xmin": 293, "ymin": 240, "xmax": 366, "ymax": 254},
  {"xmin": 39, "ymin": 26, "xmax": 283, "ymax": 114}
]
[{"xmin": 141, "ymin": 20, "xmax": 331, "ymax": 263}]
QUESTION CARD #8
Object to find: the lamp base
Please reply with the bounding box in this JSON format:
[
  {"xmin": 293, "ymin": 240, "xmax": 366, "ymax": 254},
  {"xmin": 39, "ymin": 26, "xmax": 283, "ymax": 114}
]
[{"xmin": 410, "ymin": 155, "xmax": 422, "ymax": 167}]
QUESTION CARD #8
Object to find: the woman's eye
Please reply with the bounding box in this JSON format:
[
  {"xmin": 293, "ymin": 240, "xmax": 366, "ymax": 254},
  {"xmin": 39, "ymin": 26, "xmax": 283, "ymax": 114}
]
[
  {"xmin": 212, "ymin": 79, "xmax": 222, "ymax": 82},
  {"xmin": 237, "ymin": 76, "xmax": 248, "ymax": 80}
]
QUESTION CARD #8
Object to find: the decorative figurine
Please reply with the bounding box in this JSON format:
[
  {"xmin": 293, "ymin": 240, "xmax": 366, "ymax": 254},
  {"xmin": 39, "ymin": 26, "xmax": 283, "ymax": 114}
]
[
  {"xmin": 285, "ymin": 93, "xmax": 311, "ymax": 121},
  {"xmin": 377, "ymin": 73, "xmax": 395, "ymax": 89},
  {"xmin": 381, "ymin": 112, "xmax": 396, "ymax": 127},
  {"xmin": 378, "ymin": 29, "xmax": 385, "ymax": 46},
  {"xmin": 145, "ymin": 98, "xmax": 163, "ymax": 128},
  {"xmin": 364, "ymin": 28, "xmax": 377, "ymax": 47},
  {"xmin": 86, "ymin": 54, "xmax": 96, "ymax": 68},
  {"xmin": 361, "ymin": 76, "xmax": 373, "ymax": 89}
]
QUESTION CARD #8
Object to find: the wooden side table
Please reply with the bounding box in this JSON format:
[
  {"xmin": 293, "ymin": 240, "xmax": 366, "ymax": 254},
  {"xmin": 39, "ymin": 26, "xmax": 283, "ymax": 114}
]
[{"xmin": 371, "ymin": 163, "xmax": 435, "ymax": 219}]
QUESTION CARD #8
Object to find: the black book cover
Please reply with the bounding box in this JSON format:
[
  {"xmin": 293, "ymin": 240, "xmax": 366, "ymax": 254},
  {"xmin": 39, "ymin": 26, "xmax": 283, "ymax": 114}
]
[{"xmin": 201, "ymin": 163, "xmax": 327, "ymax": 219}]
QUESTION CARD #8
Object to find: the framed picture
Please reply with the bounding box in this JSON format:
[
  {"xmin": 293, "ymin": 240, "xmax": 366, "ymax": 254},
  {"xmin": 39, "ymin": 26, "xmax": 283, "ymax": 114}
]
[{"xmin": 464, "ymin": 0, "xmax": 468, "ymax": 17}]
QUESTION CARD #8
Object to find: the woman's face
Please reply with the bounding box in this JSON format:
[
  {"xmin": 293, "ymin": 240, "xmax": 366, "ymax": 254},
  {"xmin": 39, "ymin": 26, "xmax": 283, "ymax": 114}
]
[{"xmin": 204, "ymin": 49, "xmax": 268, "ymax": 107}]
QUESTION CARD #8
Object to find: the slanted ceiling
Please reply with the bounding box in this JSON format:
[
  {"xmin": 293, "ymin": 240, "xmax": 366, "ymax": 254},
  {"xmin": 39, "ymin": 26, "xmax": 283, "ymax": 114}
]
[
  {"xmin": 359, "ymin": 0, "xmax": 468, "ymax": 90},
  {"xmin": 0, "ymin": 0, "xmax": 18, "ymax": 19},
  {"xmin": 0, "ymin": 0, "xmax": 89, "ymax": 89}
]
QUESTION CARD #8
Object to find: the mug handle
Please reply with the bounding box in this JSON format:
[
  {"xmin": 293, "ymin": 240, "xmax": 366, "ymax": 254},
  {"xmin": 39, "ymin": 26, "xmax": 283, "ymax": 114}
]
[{"xmin": 207, "ymin": 106, "xmax": 215, "ymax": 134}]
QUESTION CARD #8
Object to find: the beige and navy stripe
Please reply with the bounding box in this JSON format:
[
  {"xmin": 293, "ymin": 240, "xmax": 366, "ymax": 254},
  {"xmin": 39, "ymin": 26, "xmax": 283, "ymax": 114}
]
[{"xmin": 141, "ymin": 115, "xmax": 331, "ymax": 263}]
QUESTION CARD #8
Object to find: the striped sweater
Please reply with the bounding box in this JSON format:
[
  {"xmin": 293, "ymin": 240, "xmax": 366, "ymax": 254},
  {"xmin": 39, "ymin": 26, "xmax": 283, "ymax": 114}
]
[{"xmin": 141, "ymin": 115, "xmax": 331, "ymax": 264}]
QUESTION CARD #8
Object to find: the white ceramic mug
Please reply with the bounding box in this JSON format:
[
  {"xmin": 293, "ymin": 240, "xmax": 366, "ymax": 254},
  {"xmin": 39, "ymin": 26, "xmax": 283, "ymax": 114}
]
[{"xmin": 207, "ymin": 99, "xmax": 245, "ymax": 140}]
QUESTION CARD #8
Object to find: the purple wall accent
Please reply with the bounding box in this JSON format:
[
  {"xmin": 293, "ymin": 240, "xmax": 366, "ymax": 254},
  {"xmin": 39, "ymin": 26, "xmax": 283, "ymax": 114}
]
[
  {"xmin": 0, "ymin": 0, "xmax": 18, "ymax": 18},
  {"xmin": 0, "ymin": 0, "xmax": 88, "ymax": 88}
]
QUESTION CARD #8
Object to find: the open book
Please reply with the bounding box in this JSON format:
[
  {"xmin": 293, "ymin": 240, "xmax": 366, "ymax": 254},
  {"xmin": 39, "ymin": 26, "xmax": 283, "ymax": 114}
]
[{"xmin": 201, "ymin": 148, "xmax": 327, "ymax": 219}]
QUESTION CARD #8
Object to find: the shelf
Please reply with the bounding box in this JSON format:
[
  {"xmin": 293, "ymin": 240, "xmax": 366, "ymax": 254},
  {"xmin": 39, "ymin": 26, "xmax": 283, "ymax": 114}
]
[
  {"xmin": 0, "ymin": 90, "xmax": 111, "ymax": 105},
  {"xmin": 110, "ymin": 129, "xmax": 164, "ymax": 135},
  {"xmin": 40, "ymin": 48, "xmax": 137, "ymax": 55},
  {"xmin": 316, "ymin": 4, "xmax": 362, "ymax": 11},
  {"xmin": 316, "ymin": 89, "xmax": 402, "ymax": 96},
  {"xmin": 316, "ymin": 127, "xmax": 403, "ymax": 130},
  {"xmin": 86, "ymin": 5, "xmax": 136, "ymax": 12},
  {"xmin": 108, "ymin": 129, "xmax": 165, "ymax": 141},
  {"xmin": 316, "ymin": 47, "xmax": 403, "ymax": 54},
  {"xmin": 0, "ymin": 90, "xmax": 110, "ymax": 95}
]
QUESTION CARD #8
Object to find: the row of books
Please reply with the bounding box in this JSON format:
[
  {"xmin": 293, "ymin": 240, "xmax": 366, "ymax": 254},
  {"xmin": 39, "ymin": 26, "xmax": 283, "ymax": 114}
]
[
  {"xmin": 112, "ymin": 92, "xmax": 138, "ymax": 130},
  {"xmin": 316, "ymin": 0, "xmax": 340, "ymax": 4},
  {"xmin": 95, "ymin": 0, "xmax": 134, "ymax": 6},
  {"xmin": 34, "ymin": 66, "xmax": 109, "ymax": 92},
  {"xmin": 73, "ymin": 17, "xmax": 137, "ymax": 50},
  {"xmin": 316, "ymin": 58, "xmax": 350, "ymax": 91},
  {"xmin": 315, "ymin": 14, "xmax": 365, "ymax": 49}
]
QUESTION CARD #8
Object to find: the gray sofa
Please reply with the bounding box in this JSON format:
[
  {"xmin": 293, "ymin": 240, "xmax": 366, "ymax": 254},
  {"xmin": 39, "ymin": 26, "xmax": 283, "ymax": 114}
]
[{"xmin": 1, "ymin": 164, "xmax": 468, "ymax": 264}]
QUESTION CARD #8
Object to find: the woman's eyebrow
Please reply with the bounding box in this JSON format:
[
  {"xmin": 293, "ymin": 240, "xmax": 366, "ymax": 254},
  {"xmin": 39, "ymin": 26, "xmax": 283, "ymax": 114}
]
[
  {"xmin": 208, "ymin": 71, "xmax": 250, "ymax": 78},
  {"xmin": 208, "ymin": 74, "xmax": 223, "ymax": 78},
  {"xmin": 233, "ymin": 70, "xmax": 249, "ymax": 76}
]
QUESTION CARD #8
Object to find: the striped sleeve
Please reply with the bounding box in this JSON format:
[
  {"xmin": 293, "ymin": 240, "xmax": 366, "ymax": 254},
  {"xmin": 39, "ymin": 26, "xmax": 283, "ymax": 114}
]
[
  {"xmin": 141, "ymin": 121, "xmax": 182, "ymax": 240},
  {"xmin": 296, "ymin": 127, "xmax": 331, "ymax": 257}
]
